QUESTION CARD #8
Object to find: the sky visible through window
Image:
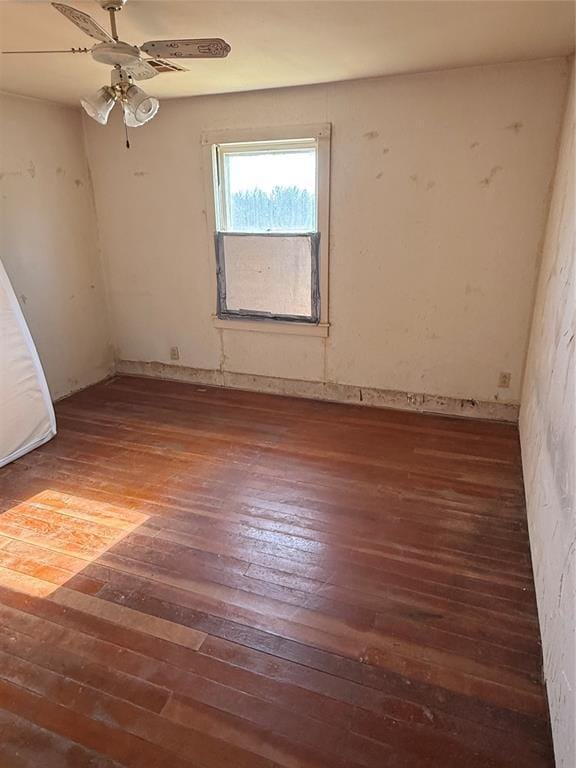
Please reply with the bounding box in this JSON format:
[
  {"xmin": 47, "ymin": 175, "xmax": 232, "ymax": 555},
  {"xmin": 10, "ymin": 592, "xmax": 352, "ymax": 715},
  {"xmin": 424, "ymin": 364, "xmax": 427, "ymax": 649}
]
[{"xmin": 226, "ymin": 150, "xmax": 316, "ymax": 193}]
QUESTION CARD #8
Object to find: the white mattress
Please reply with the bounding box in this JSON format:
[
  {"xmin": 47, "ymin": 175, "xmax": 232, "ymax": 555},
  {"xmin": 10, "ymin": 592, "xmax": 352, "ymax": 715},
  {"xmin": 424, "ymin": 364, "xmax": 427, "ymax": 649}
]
[{"xmin": 0, "ymin": 258, "xmax": 56, "ymax": 467}]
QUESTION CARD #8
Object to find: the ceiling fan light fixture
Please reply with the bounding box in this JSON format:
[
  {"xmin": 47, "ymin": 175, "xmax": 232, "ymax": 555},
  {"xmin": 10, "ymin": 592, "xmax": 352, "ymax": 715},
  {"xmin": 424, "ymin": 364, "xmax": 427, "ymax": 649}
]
[
  {"xmin": 81, "ymin": 85, "xmax": 115, "ymax": 124},
  {"xmin": 6, "ymin": 1, "xmax": 231, "ymax": 141},
  {"xmin": 124, "ymin": 84, "xmax": 159, "ymax": 126}
]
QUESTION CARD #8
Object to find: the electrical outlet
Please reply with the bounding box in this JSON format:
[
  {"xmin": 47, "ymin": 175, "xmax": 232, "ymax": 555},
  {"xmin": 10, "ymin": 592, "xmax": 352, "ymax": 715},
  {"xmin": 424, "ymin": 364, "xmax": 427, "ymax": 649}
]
[
  {"xmin": 169, "ymin": 346, "xmax": 180, "ymax": 361},
  {"xmin": 498, "ymin": 372, "xmax": 511, "ymax": 389}
]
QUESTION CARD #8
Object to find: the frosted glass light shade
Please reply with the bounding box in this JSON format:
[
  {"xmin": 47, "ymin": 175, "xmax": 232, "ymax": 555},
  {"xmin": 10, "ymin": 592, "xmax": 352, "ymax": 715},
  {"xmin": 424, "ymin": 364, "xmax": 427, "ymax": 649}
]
[
  {"xmin": 123, "ymin": 85, "xmax": 159, "ymax": 126},
  {"xmin": 81, "ymin": 87, "xmax": 115, "ymax": 125}
]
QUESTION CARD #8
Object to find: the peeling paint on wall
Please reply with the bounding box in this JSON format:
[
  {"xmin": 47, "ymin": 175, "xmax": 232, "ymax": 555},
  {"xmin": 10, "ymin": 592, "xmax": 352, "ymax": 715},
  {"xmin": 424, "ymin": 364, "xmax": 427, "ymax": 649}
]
[
  {"xmin": 82, "ymin": 57, "xmax": 569, "ymax": 406},
  {"xmin": 0, "ymin": 93, "xmax": 114, "ymax": 400},
  {"xmin": 117, "ymin": 359, "xmax": 520, "ymax": 422},
  {"xmin": 520, "ymin": 58, "xmax": 575, "ymax": 768}
]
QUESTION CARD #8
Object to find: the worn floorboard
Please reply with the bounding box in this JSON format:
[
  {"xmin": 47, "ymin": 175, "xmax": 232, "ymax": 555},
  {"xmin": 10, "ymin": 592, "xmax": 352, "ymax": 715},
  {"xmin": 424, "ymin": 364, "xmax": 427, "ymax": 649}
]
[{"xmin": 0, "ymin": 375, "xmax": 553, "ymax": 767}]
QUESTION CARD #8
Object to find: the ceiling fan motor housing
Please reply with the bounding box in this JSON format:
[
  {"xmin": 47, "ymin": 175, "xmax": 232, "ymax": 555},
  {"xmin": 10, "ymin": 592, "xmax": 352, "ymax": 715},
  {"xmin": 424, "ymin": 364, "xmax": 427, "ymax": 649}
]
[{"xmin": 92, "ymin": 41, "xmax": 140, "ymax": 66}]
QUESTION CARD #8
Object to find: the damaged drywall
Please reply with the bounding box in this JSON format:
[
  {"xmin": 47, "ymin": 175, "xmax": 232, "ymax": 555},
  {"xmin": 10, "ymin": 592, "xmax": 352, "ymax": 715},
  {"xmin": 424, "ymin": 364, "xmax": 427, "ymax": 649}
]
[
  {"xmin": 520, "ymin": 58, "xmax": 575, "ymax": 768},
  {"xmin": 83, "ymin": 58, "xmax": 569, "ymax": 408},
  {"xmin": 117, "ymin": 359, "xmax": 519, "ymax": 422},
  {"xmin": 0, "ymin": 94, "xmax": 114, "ymax": 399}
]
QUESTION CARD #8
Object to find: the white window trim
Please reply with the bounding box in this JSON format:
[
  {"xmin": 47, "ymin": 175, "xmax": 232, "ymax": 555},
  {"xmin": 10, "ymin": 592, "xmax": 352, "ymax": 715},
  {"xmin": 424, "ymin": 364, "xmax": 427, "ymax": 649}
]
[{"xmin": 201, "ymin": 123, "xmax": 331, "ymax": 337}]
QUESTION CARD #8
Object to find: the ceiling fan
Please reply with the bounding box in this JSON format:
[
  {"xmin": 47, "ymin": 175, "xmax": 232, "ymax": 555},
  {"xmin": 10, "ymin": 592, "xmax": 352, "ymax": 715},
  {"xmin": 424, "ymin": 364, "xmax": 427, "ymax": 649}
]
[{"xmin": 2, "ymin": 0, "xmax": 231, "ymax": 136}]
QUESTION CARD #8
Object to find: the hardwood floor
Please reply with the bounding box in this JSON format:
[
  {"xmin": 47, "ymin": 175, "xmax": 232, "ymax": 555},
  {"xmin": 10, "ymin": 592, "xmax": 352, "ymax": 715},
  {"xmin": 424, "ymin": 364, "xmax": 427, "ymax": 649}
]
[{"xmin": 0, "ymin": 375, "xmax": 553, "ymax": 767}]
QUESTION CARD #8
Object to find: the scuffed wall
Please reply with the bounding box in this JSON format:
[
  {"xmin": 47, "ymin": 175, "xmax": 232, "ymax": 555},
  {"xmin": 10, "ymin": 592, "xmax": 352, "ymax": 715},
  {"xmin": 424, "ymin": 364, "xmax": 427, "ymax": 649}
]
[
  {"xmin": 0, "ymin": 93, "xmax": 113, "ymax": 400},
  {"xmin": 520, "ymin": 61, "xmax": 575, "ymax": 768},
  {"xmin": 84, "ymin": 58, "xmax": 569, "ymax": 406}
]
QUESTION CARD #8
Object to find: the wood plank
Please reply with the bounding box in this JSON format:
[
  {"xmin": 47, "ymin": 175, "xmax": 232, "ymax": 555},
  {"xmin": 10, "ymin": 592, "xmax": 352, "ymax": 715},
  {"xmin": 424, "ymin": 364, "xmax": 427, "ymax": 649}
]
[
  {"xmin": 0, "ymin": 566, "xmax": 206, "ymax": 651},
  {"xmin": 0, "ymin": 709, "xmax": 125, "ymax": 768},
  {"xmin": 0, "ymin": 375, "xmax": 554, "ymax": 766},
  {"xmin": 0, "ymin": 655, "xmax": 282, "ymax": 768}
]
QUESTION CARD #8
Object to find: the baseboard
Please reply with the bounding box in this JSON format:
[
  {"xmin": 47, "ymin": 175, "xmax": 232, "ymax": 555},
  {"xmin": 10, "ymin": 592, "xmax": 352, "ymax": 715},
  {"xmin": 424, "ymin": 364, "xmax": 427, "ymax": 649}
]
[{"xmin": 115, "ymin": 359, "xmax": 519, "ymax": 423}]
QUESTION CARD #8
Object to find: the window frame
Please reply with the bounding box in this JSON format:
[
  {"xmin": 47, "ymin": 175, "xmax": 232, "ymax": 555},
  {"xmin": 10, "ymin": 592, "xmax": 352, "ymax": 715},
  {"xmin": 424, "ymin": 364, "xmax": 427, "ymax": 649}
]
[
  {"xmin": 201, "ymin": 123, "xmax": 331, "ymax": 337},
  {"xmin": 215, "ymin": 231, "xmax": 321, "ymax": 323}
]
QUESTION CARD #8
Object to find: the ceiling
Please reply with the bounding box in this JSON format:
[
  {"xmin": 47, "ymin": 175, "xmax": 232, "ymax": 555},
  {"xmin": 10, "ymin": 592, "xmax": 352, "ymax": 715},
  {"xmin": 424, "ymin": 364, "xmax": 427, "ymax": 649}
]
[{"xmin": 1, "ymin": 1, "xmax": 574, "ymax": 105}]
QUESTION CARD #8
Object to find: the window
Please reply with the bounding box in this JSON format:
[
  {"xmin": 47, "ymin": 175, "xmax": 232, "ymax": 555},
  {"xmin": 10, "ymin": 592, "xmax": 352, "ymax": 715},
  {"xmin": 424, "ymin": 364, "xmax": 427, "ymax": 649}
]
[
  {"xmin": 216, "ymin": 232, "xmax": 320, "ymax": 320},
  {"xmin": 203, "ymin": 124, "xmax": 330, "ymax": 334},
  {"xmin": 217, "ymin": 141, "xmax": 317, "ymax": 233}
]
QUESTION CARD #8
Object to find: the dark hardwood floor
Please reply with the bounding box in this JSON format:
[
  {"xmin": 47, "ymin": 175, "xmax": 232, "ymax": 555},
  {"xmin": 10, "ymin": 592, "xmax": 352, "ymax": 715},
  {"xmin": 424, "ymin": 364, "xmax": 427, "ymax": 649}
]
[{"xmin": 0, "ymin": 375, "xmax": 553, "ymax": 767}]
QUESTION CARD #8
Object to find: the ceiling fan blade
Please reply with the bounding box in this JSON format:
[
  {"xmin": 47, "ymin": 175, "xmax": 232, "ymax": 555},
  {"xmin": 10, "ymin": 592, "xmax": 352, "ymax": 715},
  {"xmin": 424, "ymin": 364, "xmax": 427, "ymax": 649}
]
[
  {"xmin": 123, "ymin": 59, "xmax": 159, "ymax": 81},
  {"xmin": 52, "ymin": 3, "xmax": 114, "ymax": 43},
  {"xmin": 140, "ymin": 38, "xmax": 231, "ymax": 59},
  {"xmin": 145, "ymin": 58, "xmax": 188, "ymax": 74},
  {"xmin": 1, "ymin": 48, "xmax": 90, "ymax": 54}
]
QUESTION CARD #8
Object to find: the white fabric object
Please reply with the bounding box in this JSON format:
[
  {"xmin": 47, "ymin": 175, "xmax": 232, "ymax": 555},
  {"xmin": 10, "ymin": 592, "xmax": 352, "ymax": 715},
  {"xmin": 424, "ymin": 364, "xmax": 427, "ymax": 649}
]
[{"xmin": 0, "ymin": 259, "xmax": 56, "ymax": 467}]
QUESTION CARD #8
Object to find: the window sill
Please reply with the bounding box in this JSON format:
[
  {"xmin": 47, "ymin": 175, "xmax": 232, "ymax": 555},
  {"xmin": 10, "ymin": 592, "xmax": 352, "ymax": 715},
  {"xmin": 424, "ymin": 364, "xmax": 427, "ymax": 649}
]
[{"xmin": 212, "ymin": 316, "xmax": 329, "ymax": 337}]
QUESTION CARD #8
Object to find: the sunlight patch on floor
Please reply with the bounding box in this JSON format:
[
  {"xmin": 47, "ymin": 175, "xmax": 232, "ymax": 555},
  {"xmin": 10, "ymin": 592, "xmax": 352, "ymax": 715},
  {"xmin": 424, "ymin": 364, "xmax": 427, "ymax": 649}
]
[{"xmin": 0, "ymin": 489, "xmax": 149, "ymax": 597}]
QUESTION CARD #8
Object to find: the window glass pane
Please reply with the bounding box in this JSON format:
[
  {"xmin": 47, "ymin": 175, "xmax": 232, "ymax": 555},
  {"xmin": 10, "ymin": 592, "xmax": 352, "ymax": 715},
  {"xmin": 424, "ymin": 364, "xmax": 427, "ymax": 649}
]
[
  {"xmin": 219, "ymin": 234, "xmax": 317, "ymax": 319},
  {"xmin": 223, "ymin": 148, "xmax": 316, "ymax": 232}
]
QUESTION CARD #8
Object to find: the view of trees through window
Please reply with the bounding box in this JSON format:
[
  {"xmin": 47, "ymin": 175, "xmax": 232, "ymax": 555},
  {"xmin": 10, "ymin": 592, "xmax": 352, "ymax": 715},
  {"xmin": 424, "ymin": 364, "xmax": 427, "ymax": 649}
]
[
  {"xmin": 221, "ymin": 145, "xmax": 317, "ymax": 233},
  {"xmin": 229, "ymin": 185, "xmax": 316, "ymax": 232}
]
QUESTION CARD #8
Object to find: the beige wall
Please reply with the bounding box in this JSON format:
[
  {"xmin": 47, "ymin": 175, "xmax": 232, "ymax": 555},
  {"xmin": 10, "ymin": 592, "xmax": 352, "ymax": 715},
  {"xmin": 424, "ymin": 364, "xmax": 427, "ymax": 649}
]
[
  {"xmin": 520, "ymin": 60, "xmax": 575, "ymax": 768},
  {"xmin": 0, "ymin": 60, "xmax": 568, "ymax": 410},
  {"xmin": 84, "ymin": 58, "xmax": 569, "ymax": 407},
  {"xmin": 0, "ymin": 93, "xmax": 113, "ymax": 400}
]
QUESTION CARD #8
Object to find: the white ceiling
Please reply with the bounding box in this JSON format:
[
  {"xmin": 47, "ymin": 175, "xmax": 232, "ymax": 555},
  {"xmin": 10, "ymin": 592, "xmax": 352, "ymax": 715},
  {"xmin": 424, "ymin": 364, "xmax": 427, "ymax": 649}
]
[{"xmin": 1, "ymin": 1, "xmax": 574, "ymax": 105}]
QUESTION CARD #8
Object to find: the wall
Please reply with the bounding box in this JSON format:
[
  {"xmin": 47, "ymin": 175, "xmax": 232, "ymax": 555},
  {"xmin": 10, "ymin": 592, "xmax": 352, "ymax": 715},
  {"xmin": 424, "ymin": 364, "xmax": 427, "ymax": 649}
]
[
  {"xmin": 520, "ymin": 60, "xmax": 575, "ymax": 768},
  {"xmin": 0, "ymin": 93, "xmax": 113, "ymax": 400},
  {"xmin": 83, "ymin": 58, "xmax": 569, "ymax": 411}
]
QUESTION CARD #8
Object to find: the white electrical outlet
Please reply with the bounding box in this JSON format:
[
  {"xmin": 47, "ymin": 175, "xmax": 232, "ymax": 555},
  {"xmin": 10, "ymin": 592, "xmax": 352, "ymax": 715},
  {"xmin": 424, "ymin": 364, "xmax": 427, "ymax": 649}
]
[
  {"xmin": 170, "ymin": 346, "xmax": 180, "ymax": 361},
  {"xmin": 498, "ymin": 372, "xmax": 511, "ymax": 389}
]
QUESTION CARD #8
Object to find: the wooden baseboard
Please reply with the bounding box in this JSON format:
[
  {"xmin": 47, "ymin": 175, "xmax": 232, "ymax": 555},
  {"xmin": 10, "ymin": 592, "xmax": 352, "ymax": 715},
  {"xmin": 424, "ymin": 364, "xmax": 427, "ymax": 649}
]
[{"xmin": 115, "ymin": 359, "xmax": 519, "ymax": 422}]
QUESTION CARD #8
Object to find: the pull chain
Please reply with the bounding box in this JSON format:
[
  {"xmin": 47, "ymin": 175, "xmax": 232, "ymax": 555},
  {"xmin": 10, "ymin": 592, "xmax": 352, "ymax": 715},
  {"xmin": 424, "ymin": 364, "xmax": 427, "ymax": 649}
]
[{"xmin": 124, "ymin": 118, "xmax": 130, "ymax": 149}]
